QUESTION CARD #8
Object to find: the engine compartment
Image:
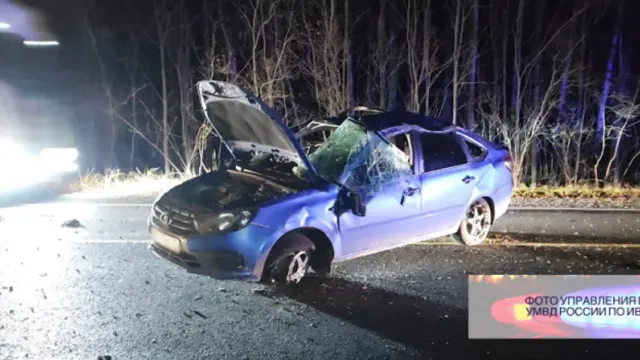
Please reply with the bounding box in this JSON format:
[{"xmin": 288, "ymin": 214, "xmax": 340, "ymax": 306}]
[{"xmin": 160, "ymin": 169, "xmax": 297, "ymax": 213}]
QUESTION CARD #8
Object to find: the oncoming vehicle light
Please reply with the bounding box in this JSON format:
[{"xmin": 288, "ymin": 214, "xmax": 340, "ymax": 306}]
[
  {"xmin": 39, "ymin": 147, "xmax": 79, "ymax": 173},
  {"xmin": 0, "ymin": 141, "xmax": 79, "ymax": 193}
]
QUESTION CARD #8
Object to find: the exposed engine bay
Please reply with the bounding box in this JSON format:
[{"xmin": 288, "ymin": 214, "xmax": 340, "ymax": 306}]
[
  {"xmin": 201, "ymin": 169, "xmax": 295, "ymax": 209},
  {"xmin": 160, "ymin": 167, "xmax": 299, "ymax": 213}
]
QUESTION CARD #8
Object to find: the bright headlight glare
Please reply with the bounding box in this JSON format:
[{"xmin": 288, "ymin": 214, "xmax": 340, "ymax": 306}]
[
  {"xmin": 38, "ymin": 148, "xmax": 79, "ymax": 175},
  {"xmin": 0, "ymin": 139, "xmax": 25, "ymax": 155},
  {"xmin": 194, "ymin": 209, "xmax": 256, "ymax": 234},
  {"xmin": 40, "ymin": 147, "xmax": 79, "ymax": 161}
]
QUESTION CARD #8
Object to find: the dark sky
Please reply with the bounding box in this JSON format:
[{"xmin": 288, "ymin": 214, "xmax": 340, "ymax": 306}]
[{"xmin": 1, "ymin": 0, "xmax": 638, "ymax": 169}]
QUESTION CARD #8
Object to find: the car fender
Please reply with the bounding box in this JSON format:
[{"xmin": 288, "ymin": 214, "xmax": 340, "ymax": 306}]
[
  {"xmin": 253, "ymin": 202, "xmax": 341, "ymax": 279},
  {"xmin": 454, "ymin": 166, "xmax": 495, "ymax": 227}
]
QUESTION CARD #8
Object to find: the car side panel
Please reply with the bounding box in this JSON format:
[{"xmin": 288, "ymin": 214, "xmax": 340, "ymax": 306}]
[
  {"xmin": 249, "ymin": 187, "xmax": 342, "ymax": 275},
  {"xmin": 488, "ymin": 158, "xmax": 513, "ymax": 221},
  {"xmin": 418, "ymin": 163, "xmax": 482, "ymax": 234},
  {"xmin": 454, "ymin": 130, "xmax": 513, "ymax": 224}
]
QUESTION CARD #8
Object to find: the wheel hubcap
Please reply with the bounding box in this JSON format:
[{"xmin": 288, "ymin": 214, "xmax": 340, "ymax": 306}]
[
  {"xmin": 286, "ymin": 251, "xmax": 310, "ymax": 283},
  {"xmin": 466, "ymin": 202, "xmax": 490, "ymax": 241}
]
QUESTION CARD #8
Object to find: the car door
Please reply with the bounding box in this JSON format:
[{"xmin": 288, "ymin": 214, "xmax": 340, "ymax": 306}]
[
  {"xmin": 337, "ymin": 130, "xmax": 423, "ymax": 256},
  {"xmin": 415, "ymin": 131, "xmax": 479, "ymax": 234}
]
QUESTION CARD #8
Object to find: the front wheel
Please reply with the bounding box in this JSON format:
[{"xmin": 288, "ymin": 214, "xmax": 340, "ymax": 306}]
[
  {"xmin": 451, "ymin": 198, "xmax": 492, "ymax": 246},
  {"xmin": 263, "ymin": 233, "xmax": 315, "ymax": 284}
]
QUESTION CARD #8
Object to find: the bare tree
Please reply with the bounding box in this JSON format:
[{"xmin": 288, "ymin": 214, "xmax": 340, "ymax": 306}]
[
  {"xmin": 594, "ymin": 90, "xmax": 640, "ymax": 184},
  {"xmin": 235, "ymin": 0, "xmax": 297, "ymax": 115},
  {"xmin": 301, "ymin": 0, "xmax": 350, "ymax": 117},
  {"xmin": 450, "ymin": 0, "xmax": 470, "ymax": 125},
  {"xmin": 403, "ymin": 0, "xmax": 449, "ymax": 114}
]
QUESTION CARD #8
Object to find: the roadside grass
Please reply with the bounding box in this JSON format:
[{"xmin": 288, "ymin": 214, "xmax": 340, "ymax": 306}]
[
  {"xmin": 70, "ymin": 168, "xmax": 191, "ymax": 198},
  {"xmin": 514, "ymin": 183, "xmax": 640, "ymax": 200},
  {"xmin": 71, "ymin": 168, "xmax": 639, "ymax": 200}
]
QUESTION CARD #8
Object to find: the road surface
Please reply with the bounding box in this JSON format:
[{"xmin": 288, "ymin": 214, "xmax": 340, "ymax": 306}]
[{"xmin": 0, "ymin": 201, "xmax": 639, "ymax": 359}]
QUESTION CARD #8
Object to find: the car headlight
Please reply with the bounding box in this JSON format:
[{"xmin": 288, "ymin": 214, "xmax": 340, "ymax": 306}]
[
  {"xmin": 193, "ymin": 209, "xmax": 257, "ymax": 234},
  {"xmin": 39, "ymin": 147, "xmax": 79, "ymax": 173}
]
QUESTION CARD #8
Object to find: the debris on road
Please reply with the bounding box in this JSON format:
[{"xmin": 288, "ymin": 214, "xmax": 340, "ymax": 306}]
[
  {"xmin": 184, "ymin": 309, "xmax": 208, "ymax": 319},
  {"xmin": 251, "ymin": 287, "xmax": 267, "ymax": 295},
  {"xmin": 61, "ymin": 219, "xmax": 81, "ymax": 228},
  {"xmin": 193, "ymin": 310, "xmax": 207, "ymax": 319}
]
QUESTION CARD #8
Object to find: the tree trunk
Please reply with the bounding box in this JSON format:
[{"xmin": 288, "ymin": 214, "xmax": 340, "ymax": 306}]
[
  {"xmin": 595, "ymin": 34, "xmax": 618, "ymax": 147},
  {"xmin": 574, "ymin": 14, "xmax": 587, "ymax": 184},
  {"xmin": 529, "ymin": 0, "xmax": 544, "ymax": 188},
  {"xmin": 467, "ymin": 0, "xmax": 478, "ymax": 129},
  {"xmin": 451, "ymin": 0, "xmax": 462, "ymax": 125}
]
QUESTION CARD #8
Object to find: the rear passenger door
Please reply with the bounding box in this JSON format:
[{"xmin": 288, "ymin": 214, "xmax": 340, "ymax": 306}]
[{"xmin": 416, "ymin": 132, "xmax": 479, "ymax": 234}]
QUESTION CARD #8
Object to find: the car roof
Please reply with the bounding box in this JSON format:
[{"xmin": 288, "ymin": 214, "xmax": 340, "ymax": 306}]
[{"xmin": 326, "ymin": 107, "xmax": 455, "ymax": 132}]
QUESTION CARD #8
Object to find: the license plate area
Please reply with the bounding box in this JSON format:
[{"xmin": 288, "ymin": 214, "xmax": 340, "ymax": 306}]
[{"xmin": 151, "ymin": 227, "xmax": 183, "ymax": 253}]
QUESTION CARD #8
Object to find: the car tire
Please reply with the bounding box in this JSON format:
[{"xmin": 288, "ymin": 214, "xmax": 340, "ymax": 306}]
[
  {"xmin": 263, "ymin": 233, "xmax": 316, "ymax": 284},
  {"xmin": 451, "ymin": 198, "xmax": 492, "ymax": 246}
]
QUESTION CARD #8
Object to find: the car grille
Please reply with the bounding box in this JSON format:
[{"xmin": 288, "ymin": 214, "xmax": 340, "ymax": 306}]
[{"xmin": 153, "ymin": 203, "xmax": 196, "ymax": 235}]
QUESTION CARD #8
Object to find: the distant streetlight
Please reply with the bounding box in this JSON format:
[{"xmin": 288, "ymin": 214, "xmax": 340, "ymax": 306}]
[
  {"xmin": 0, "ymin": 20, "xmax": 59, "ymax": 47},
  {"xmin": 0, "ymin": 1, "xmax": 60, "ymax": 47}
]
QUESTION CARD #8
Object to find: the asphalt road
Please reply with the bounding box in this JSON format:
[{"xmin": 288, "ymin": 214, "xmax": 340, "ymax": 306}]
[{"xmin": 1, "ymin": 202, "xmax": 640, "ymax": 359}]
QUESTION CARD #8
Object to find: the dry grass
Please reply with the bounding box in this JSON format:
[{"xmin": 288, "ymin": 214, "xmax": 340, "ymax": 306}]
[
  {"xmin": 514, "ymin": 183, "xmax": 640, "ymax": 200},
  {"xmin": 71, "ymin": 168, "xmax": 192, "ymax": 198},
  {"xmin": 72, "ymin": 168, "xmax": 639, "ymax": 200}
]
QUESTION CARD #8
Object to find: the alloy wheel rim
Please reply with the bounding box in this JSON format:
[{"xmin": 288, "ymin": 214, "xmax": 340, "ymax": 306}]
[
  {"xmin": 286, "ymin": 251, "xmax": 310, "ymax": 283},
  {"xmin": 465, "ymin": 202, "xmax": 490, "ymax": 244}
]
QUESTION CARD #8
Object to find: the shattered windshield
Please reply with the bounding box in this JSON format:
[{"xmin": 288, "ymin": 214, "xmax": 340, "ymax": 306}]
[{"xmin": 308, "ymin": 118, "xmax": 412, "ymax": 194}]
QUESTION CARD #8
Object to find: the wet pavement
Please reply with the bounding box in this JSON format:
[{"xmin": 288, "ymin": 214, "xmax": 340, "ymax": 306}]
[{"xmin": 0, "ymin": 201, "xmax": 639, "ymax": 359}]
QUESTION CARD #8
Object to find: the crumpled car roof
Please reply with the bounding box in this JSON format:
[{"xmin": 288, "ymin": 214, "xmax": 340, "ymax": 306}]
[
  {"xmin": 359, "ymin": 110, "xmax": 453, "ymax": 132},
  {"xmin": 326, "ymin": 109, "xmax": 454, "ymax": 133}
]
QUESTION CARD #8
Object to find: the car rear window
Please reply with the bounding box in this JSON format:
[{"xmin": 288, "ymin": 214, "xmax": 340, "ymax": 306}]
[{"xmin": 421, "ymin": 133, "xmax": 468, "ymax": 172}]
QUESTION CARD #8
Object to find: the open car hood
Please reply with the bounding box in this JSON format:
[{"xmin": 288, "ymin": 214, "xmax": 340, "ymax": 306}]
[{"xmin": 197, "ymin": 80, "xmax": 317, "ymax": 177}]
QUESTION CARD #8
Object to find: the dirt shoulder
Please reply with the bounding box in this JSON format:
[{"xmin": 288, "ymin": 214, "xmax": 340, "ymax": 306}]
[{"xmin": 513, "ymin": 185, "xmax": 640, "ymax": 209}]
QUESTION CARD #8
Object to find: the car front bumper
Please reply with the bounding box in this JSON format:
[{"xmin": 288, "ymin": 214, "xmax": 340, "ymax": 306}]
[
  {"xmin": 148, "ymin": 217, "xmax": 278, "ymax": 281},
  {"xmin": 149, "ymin": 242, "xmax": 257, "ymax": 280}
]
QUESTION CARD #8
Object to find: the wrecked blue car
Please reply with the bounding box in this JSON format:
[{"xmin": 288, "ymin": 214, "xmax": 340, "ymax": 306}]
[{"xmin": 148, "ymin": 80, "xmax": 514, "ymax": 284}]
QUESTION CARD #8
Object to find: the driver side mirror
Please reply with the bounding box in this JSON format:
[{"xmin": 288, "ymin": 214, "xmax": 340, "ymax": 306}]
[{"xmin": 348, "ymin": 191, "xmax": 366, "ymax": 217}]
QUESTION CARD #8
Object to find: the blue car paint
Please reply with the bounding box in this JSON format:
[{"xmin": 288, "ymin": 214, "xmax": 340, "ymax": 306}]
[
  {"xmin": 150, "ymin": 123, "xmax": 512, "ymax": 281},
  {"xmin": 150, "ymin": 84, "xmax": 512, "ymax": 281}
]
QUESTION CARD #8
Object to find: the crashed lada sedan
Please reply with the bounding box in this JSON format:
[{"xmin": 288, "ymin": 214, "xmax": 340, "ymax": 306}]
[{"xmin": 148, "ymin": 80, "xmax": 514, "ymax": 284}]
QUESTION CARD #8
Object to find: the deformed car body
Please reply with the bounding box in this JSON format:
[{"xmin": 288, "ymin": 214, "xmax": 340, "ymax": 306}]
[{"xmin": 148, "ymin": 80, "xmax": 514, "ymax": 284}]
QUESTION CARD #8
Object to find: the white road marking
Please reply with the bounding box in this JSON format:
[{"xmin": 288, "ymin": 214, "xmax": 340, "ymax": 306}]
[
  {"xmin": 507, "ymin": 207, "xmax": 640, "ymax": 213},
  {"xmin": 68, "ymin": 239, "xmax": 150, "ymax": 244},
  {"xmin": 51, "ymin": 239, "xmax": 639, "ymax": 249},
  {"xmin": 415, "ymin": 241, "xmax": 640, "ymax": 248},
  {"xmin": 67, "ymin": 204, "xmax": 640, "ymax": 212},
  {"xmin": 89, "ymin": 203, "xmax": 152, "ymax": 207}
]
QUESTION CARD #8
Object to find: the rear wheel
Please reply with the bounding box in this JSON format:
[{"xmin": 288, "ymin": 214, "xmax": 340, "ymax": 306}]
[
  {"xmin": 263, "ymin": 233, "xmax": 315, "ymax": 284},
  {"xmin": 451, "ymin": 198, "xmax": 492, "ymax": 246}
]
